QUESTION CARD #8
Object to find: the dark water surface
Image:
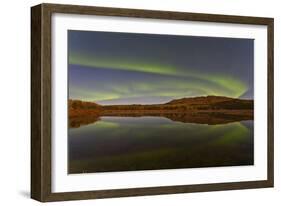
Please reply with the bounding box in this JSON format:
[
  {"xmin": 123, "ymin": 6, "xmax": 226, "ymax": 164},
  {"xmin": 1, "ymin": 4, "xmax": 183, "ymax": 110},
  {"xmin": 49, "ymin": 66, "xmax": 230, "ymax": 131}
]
[{"xmin": 68, "ymin": 116, "xmax": 253, "ymax": 174}]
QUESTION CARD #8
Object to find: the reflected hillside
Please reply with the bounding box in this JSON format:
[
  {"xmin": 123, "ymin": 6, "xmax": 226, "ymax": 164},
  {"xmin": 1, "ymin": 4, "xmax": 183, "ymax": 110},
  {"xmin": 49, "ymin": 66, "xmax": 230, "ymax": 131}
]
[
  {"xmin": 69, "ymin": 110, "xmax": 253, "ymax": 128},
  {"xmin": 68, "ymin": 96, "xmax": 253, "ymax": 128}
]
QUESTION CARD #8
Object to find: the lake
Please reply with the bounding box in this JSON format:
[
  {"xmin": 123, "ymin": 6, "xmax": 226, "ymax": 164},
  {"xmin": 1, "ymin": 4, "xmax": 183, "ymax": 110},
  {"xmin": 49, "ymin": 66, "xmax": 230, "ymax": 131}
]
[{"xmin": 68, "ymin": 116, "xmax": 253, "ymax": 174}]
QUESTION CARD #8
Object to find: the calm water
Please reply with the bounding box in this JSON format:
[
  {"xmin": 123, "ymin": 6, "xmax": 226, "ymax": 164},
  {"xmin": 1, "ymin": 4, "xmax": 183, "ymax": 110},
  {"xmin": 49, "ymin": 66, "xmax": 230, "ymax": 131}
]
[{"xmin": 68, "ymin": 116, "xmax": 253, "ymax": 174}]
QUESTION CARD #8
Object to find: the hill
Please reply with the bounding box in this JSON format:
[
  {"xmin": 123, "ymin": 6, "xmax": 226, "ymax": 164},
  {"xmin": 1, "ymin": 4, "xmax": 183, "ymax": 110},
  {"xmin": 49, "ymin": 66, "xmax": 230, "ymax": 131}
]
[{"xmin": 166, "ymin": 95, "xmax": 253, "ymax": 110}]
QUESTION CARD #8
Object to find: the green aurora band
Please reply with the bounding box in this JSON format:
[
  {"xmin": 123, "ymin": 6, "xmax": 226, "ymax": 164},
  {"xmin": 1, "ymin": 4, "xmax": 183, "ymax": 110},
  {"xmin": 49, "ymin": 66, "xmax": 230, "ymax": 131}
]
[{"xmin": 69, "ymin": 52, "xmax": 249, "ymax": 102}]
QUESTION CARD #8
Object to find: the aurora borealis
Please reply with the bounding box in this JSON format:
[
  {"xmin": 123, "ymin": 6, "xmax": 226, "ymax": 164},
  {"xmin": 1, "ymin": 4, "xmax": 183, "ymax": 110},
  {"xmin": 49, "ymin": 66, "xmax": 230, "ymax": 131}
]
[{"xmin": 68, "ymin": 30, "xmax": 254, "ymax": 105}]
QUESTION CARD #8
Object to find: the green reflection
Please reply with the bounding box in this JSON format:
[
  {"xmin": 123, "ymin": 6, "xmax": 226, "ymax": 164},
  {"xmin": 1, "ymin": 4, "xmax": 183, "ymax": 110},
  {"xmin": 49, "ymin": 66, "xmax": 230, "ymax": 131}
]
[{"xmin": 68, "ymin": 117, "xmax": 253, "ymax": 173}]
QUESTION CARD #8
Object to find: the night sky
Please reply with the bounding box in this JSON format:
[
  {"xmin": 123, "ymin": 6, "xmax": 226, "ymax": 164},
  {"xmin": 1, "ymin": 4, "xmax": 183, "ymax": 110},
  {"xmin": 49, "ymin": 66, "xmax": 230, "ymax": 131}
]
[{"xmin": 68, "ymin": 30, "xmax": 254, "ymax": 105}]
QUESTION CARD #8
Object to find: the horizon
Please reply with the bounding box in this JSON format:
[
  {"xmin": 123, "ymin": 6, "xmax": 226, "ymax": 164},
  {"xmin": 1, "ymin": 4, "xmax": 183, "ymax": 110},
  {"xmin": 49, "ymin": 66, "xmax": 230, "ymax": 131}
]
[
  {"xmin": 68, "ymin": 30, "xmax": 254, "ymax": 105},
  {"xmin": 69, "ymin": 95, "xmax": 254, "ymax": 106}
]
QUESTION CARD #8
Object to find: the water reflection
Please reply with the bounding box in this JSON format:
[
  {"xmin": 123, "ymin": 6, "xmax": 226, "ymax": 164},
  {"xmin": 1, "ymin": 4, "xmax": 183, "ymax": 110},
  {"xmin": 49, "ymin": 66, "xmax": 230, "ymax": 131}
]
[
  {"xmin": 68, "ymin": 116, "xmax": 253, "ymax": 174},
  {"xmin": 69, "ymin": 111, "xmax": 253, "ymax": 128}
]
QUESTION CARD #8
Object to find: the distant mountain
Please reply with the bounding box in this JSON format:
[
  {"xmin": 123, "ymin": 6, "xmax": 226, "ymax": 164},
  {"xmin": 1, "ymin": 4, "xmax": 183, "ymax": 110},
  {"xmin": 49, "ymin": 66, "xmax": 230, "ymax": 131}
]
[
  {"xmin": 167, "ymin": 95, "xmax": 235, "ymax": 105},
  {"xmin": 69, "ymin": 99, "xmax": 100, "ymax": 110},
  {"xmin": 166, "ymin": 95, "xmax": 253, "ymax": 110}
]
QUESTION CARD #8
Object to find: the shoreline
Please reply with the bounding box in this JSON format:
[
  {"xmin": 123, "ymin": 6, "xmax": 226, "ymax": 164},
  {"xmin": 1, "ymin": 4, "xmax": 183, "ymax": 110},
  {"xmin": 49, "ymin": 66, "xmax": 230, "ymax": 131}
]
[
  {"xmin": 69, "ymin": 109, "xmax": 253, "ymax": 128},
  {"xmin": 68, "ymin": 96, "xmax": 254, "ymax": 128}
]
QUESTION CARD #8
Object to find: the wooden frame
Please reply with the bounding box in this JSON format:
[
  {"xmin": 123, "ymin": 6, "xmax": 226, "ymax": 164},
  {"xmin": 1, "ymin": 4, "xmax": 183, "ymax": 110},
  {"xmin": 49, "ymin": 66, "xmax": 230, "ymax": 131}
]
[{"xmin": 31, "ymin": 3, "xmax": 274, "ymax": 202}]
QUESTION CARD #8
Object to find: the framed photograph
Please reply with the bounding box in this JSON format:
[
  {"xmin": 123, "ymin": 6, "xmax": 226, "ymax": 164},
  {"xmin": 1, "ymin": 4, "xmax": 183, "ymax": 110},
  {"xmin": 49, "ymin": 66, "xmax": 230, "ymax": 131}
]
[{"xmin": 31, "ymin": 3, "xmax": 274, "ymax": 202}]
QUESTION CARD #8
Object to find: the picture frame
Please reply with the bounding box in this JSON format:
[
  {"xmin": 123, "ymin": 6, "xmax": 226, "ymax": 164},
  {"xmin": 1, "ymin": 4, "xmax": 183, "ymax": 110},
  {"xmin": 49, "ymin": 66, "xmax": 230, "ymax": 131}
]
[{"xmin": 31, "ymin": 3, "xmax": 274, "ymax": 202}]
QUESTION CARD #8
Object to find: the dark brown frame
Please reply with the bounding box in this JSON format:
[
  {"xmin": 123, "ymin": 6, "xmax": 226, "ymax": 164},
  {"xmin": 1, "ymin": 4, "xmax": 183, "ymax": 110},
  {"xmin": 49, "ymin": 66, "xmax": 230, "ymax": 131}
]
[{"xmin": 31, "ymin": 3, "xmax": 274, "ymax": 202}]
